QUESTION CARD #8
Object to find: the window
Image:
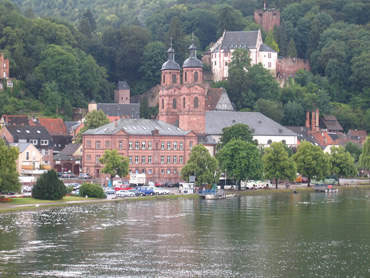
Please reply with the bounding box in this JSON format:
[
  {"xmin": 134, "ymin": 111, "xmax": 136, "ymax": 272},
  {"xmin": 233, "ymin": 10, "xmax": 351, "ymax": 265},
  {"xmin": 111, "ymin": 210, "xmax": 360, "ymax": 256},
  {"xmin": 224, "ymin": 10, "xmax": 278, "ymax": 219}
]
[
  {"xmin": 180, "ymin": 142, "xmax": 183, "ymax": 150},
  {"xmin": 190, "ymin": 142, "xmax": 193, "ymax": 150},
  {"xmin": 142, "ymin": 141, "xmax": 146, "ymax": 150},
  {"xmin": 148, "ymin": 141, "xmax": 152, "ymax": 150},
  {"xmin": 172, "ymin": 74, "xmax": 177, "ymax": 84},
  {"xmin": 161, "ymin": 156, "xmax": 165, "ymax": 164},
  {"xmin": 268, "ymin": 62, "xmax": 271, "ymax": 68},
  {"xmin": 26, "ymin": 152, "xmax": 29, "ymax": 160},
  {"xmin": 129, "ymin": 141, "xmax": 133, "ymax": 150},
  {"xmin": 167, "ymin": 142, "xmax": 171, "ymax": 150},
  {"xmin": 268, "ymin": 53, "xmax": 271, "ymax": 58},
  {"xmin": 86, "ymin": 140, "xmax": 91, "ymax": 148},
  {"xmin": 183, "ymin": 97, "xmax": 186, "ymax": 108},
  {"xmin": 185, "ymin": 72, "xmax": 187, "ymax": 82},
  {"xmin": 148, "ymin": 156, "xmax": 152, "ymax": 164},
  {"xmin": 148, "ymin": 169, "xmax": 152, "ymax": 175},
  {"xmin": 86, "ymin": 154, "xmax": 91, "ymax": 161},
  {"xmin": 129, "ymin": 156, "xmax": 132, "ymax": 164},
  {"xmin": 173, "ymin": 142, "xmax": 177, "ymax": 150},
  {"xmin": 95, "ymin": 141, "xmax": 101, "ymax": 149},
  {"xmin": 105, "ymin": 141, "xmax": 110, "ymax": 147},
  {"xmin": 135, "ymin": 156, "xmax": 139, "ymax": 164},
  {"xmin": 194, "ymin": 97, "xmax": 199, "ymax": 108},
  {"xmin": 225, "ymin": 52, "xmax": 228, "ymax": 57},
  {"xmin": 214, "ymin": 61, "xmax": 216, "ymax": 65},
  {"xmin": 163, "ymin": 74, "xmax": 165, "ymax": 83},
  {"xmin": 40, "ymin": 140, "xmax": 48, "ymax": 145},
  {"xmin": 141, "ymin": 156, "xmax": 146, "ymax": 164},
  {"xmin": 167, "ymin": 169, "xmax": 171, "ymax": 174},
  {"xmin": 135, "ymin": 141, "xmax": 139, "ymax": 150},
  {"xmin": 179, "ymin": 156, "xmax": 184, "ymax": 164},
  {"xmin": 161, "ymin": 142, "xmax": 165, "ymax": 150},
  {"xmin": 225, "ymin": 62, "xmax": 228, "ymax": 66},
  {"xmin": 267, "ymin": 139, "xmax": 272, "ymax": 144},
  {"xmin": 3, "ymin": 72, "xmax": 6, "ymax": 78},
  {"xmin": 3, "ymin": 63, "xmax": 6, "ymax": 68},
  {"xmin": 142, "ymin": 169, "xmax": 145, "ymax": 174},
  {"xmin": 194, "ymin": 71, "xmax": 198, "ymax": 82},
  {"xmin": 95, "ymin": 155, "xmax": 101, "ymax": 164},
  {"xmin": 167, "ymin": 156, "xmax": 171, "ymax": 164},
  {"xmin": 173, "ymin": 98, "xmax": 177, "ymax": 109},
  {"xmin": 30, "ymin": 139, "xmax": 38, "ymax": 145},
  {"xmin": 162, "ymin": 98, "xmax": 164, "ymax": 109},
  {"xmin": 173, "ymin": 156, "xmax": 177, "ymax": 164},
  {"xmin": 161, "ymin": 169, "xmax": 165, "ymax": 174},
  {"xmin": 282, "ymin": 140, "xmax": 286, "ymax": 144},
  {"xmin": 254, "ymin": 139, "xmax": 258, "ymax": 145},
  {"xmin": 119, "ymin": 141, "xmax": 123, "ymax": 150}
]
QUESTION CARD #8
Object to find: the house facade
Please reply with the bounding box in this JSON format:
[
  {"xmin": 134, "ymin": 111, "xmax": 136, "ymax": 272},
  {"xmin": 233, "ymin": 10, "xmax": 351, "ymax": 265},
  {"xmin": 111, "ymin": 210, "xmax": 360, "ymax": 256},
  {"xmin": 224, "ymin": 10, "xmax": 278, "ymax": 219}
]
[
  {"xmin": 210, "ymin": 30, "xmax": 277, "ymax": 81},
  {"xmin": 82, "ymin": 119, "xmax": 197, "ymax": 183},
  {"xmin": 10, "ymin": 143, "xmax": 45, "ymax": 177}
]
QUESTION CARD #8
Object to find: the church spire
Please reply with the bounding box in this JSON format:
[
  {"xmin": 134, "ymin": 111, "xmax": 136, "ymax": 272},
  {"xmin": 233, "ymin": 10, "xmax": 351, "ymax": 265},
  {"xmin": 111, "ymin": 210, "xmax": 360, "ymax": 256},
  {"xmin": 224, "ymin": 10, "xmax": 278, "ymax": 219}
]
[{"xmin": 161, "ymin": 37, "xmax": 180, "ymax": 71}]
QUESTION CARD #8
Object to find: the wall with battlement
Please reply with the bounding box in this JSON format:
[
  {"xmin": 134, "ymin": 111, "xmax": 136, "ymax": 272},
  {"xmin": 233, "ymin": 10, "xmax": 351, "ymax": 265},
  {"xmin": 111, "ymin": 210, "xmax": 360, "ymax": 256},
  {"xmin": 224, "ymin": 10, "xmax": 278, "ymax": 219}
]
[
  {"xmin": 254, "ymin": 9, "xmax": 280, "ymax": 32},
  {"xmin": 276, "ymin": 57, "xmax": 310, "ymax": 78}
]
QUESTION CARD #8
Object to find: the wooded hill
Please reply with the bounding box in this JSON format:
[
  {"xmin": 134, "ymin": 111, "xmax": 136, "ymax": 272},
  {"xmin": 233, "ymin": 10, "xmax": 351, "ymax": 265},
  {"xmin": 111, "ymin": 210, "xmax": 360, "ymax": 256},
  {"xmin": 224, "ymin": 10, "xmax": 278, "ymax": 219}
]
[{"xmin": 1, "ymin": 0, "xmax": 370, "ymax": 132}]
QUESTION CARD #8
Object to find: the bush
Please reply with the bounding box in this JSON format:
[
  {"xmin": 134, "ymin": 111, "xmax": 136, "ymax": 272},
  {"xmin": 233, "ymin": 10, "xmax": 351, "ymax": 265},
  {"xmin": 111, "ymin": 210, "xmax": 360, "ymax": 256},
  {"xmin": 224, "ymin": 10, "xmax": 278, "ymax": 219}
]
[
  {"xmin": 79, "ymin": 183, "xmax": 106, "ymax": 199},
  {"xmin": 32, "ymin": 170, "xmax": 67, "ymax": 200}
]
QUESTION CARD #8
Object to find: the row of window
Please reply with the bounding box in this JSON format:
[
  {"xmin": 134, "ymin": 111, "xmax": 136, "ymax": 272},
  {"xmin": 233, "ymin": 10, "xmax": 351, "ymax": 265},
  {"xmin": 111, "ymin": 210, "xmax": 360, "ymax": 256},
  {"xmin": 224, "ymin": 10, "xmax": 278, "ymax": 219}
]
[
  {"xmin": 87, "ymin": 140, "xmax": 193, "ymax": 151},
  {"xmin": 130, "ymin": 168, "xmax": 178, "ymax": 175},
  {"xmin": 162, "ymin": 72, "xmax": 200, "ymax": 84},
  {"xmin": 162, "ymin": 97, "xmax": 199, "ymax": 109},
  {"xmin": 29, "ymin": 139, "xmax": 49, "ymax": 146},
  {"xmin": 86, "ymin": 155, "xmax": 185, "ymax": 165}
]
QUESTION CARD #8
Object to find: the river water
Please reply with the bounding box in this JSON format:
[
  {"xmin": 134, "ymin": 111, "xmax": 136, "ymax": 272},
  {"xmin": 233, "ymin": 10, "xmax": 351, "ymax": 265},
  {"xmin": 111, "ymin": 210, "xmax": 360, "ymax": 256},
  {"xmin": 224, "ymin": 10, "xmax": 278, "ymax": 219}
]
[{"xmin": 1, "ymin": 189, "xmax": 370, "ymax": 277}]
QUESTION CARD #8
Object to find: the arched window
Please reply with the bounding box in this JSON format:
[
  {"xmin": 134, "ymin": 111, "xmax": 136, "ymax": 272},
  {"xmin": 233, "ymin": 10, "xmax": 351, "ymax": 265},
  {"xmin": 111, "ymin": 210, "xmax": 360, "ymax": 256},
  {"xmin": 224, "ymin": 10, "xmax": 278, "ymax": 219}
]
[
  {"xmin": 162, "ymin": 74, "xmax": 165, "ymax": 84},
  {"xmin": 267, "ymin": 139, "xmax": 272, "ymax": 144},
  {"xmin": 194, "ymin": 71, "xmax": 198, "ymax": 82},
  {"xmin": 172, "ymin": 74, "xmax": 176, "ymax": 84},
  {"xmin": 162, "ymin": 98, "xmax": 164, "ymax": 109},
  {"xmin": 194, "ymin": 97, "xmax": 199, "ymax": 108},
  {"xmin": 173, "ymin": 98, "xmax": 177, "ymax": 109},
  {"xmin": 183, "ymin": 97, "xmax": 185, "ymax": 108},
  {"xmin": 254, "ymin": 139, "xmax": 258, "ymax": 145},
  {"xmin": 184, "ymin": 72, "xmax": 187, "ymax": 82}
]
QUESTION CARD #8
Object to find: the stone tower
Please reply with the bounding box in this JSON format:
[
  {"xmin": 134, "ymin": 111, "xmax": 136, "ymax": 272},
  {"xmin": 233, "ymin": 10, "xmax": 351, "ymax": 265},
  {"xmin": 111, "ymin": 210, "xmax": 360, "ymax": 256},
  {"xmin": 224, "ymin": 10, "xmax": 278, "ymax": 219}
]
[
  {"xmin": 114, "ymin": 80, "xmax": 130, "ymax": 104},
  {"xmin": 254, "ymin": 8, "xmax": 280, "ymax": 32},
  {"xmin": 0, "ymin": 53, "xmax": 9, "ymax": 79}
]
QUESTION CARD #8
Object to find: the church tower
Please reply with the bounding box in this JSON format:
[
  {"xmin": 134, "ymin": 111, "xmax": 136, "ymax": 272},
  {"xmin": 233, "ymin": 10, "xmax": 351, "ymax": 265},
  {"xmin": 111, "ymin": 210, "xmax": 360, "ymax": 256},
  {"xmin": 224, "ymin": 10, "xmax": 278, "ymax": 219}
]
[
  {"xmin": 158, "ymin": 39, "xmax": 181, "ymax": 125},
  {"xmin": 178, "ymin": 36, "xmax": 206, "ymax": 135}
]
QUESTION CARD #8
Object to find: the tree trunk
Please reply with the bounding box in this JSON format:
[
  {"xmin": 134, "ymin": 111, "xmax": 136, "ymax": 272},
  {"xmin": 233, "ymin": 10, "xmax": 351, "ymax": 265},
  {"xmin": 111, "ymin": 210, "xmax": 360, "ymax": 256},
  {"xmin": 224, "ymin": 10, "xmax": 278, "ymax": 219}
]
[
  {"xmin": 307, "ymin": 177, "xmax": 311, "ymax": 187},
  {"xmin": 238, "ymin": 180, "xmax": 241, "ymax": 191},
  {"xmin": 337, "ymin": 175, "xmax": 340, "ymax": 186},
  {"xmin": 275, "ymin": 178, "xmax": 278, "ymax": 189}
]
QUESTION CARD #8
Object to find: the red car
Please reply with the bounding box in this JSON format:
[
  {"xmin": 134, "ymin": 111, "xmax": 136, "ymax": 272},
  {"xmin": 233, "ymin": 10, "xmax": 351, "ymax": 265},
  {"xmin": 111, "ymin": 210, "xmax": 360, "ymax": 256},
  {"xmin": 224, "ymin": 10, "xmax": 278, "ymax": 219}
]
[
  {"xmin": 155, "ymin": 182, "xmax": 165, "ymax": 187},
  {"xmin": 114, "ymin": 184, "xmax": 132, "ymax": 191}
]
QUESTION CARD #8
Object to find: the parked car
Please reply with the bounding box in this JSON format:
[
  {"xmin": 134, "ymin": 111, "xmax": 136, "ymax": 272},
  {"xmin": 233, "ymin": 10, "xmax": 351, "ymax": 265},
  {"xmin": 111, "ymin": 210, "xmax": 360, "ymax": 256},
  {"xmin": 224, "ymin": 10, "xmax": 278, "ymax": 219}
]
[
  {"xmin": 71, "ymin": 189, "xmax": 80, "ymax": 196},
  {"xmin": 165, "ymin": 182, "xmax": 174, "ymax": 187},
  {"xmin": 154, "ymin": 187, "xmax": 170, "ymax": 195},
  {"xmin": 117, "ymin": 190, "xmax": 135, "ymax": 198},
  {"xmin": 62, "ymin": 172, "xmax": 76, "ymax": 179},
  {"xmin": 155, "ymin": 182, "xmax": 165, "ymax": 187},
  {"xmin": 105, "ymin": 187, "xmax": 116, "ymax": 194},
  {"xmin": 114, "ymin": 184, "xmax": 132, "ymax": 191},
  {"xmin": 136, "ymin": 186, "xmax": 155, "ymax": 195},
  {"xmin": 127, "ymin": 189, "xmax": 146, "ymax": 197},
  {"xmin": 79, "ymin": 173, "xmax": 91, "ymax": 179}
]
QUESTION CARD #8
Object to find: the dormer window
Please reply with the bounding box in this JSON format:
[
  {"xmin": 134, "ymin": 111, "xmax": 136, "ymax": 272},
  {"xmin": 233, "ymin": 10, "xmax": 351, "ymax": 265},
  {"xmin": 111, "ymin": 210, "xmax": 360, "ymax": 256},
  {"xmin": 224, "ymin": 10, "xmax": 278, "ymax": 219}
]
[
  {"xmin": 40, "ymin": 140, "xmax": 48, "ymax": 145},
  {"xmin": 30, "ymin": 139, "xmax": 38, "ymax": 145}
]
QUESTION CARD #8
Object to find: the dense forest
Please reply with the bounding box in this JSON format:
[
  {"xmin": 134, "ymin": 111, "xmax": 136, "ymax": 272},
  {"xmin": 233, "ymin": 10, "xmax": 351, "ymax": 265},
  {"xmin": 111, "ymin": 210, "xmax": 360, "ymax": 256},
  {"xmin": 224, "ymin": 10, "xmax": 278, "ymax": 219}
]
[{"xmin": 1, "ymin": 0, "xmax": 370, "ymax": 132}]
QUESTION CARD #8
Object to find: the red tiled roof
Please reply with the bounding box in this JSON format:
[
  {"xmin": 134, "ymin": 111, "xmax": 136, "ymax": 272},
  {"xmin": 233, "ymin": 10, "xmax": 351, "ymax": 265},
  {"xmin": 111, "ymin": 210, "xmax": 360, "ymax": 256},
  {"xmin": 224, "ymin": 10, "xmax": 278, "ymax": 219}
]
[
  {"xmin": 107, "ymin": 116, "xmax": 121, "ymax": 122},
  {"xmin": 205, "ymin": 88, "xmax": 224, "ymax": 111},
  {"xmin": 37, "ymin": 118, "xmax": 68, "ymax": 135},
  {"xmin": 308, "ymin": 131, "xmax": 333, "ymax": 147},
  {"xmin": 2, "ymin": 115, "xmax": 29, "ymax": 126},
  {"xmin": 348, "ymin": 129, "xmax": 367, "ymax": 138}
]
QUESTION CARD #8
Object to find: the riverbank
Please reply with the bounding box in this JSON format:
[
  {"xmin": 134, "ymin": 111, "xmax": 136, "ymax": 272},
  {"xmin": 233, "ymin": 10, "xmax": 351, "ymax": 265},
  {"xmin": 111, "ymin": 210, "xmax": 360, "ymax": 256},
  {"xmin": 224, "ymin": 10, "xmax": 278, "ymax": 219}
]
[{"xmin": 1, "ymin": 184, "xmax": 370, "ymax": 213}]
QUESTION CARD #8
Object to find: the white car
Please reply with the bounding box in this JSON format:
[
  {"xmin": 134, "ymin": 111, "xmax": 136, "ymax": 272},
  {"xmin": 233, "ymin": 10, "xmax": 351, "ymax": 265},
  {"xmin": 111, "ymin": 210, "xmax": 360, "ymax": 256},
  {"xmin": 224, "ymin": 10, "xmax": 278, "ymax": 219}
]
[
  {"xmin": 117, "ymin": 190, "xmax": 135, "ymax": 198},
  {"xmin": 153, "ymin": 187, "xmax": 170, "ymax": 195}
]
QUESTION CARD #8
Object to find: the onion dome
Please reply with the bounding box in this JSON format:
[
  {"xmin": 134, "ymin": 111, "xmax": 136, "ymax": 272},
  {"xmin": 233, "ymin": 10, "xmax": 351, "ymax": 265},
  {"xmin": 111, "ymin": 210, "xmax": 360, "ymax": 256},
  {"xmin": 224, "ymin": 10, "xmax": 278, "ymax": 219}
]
[
  {"xmin": 183, "ymin": 34, "xmax": 202, "ymax": 68},
  {"xmin": 161, "ymin": 38, "xmax": 181, "ymax": 71}
]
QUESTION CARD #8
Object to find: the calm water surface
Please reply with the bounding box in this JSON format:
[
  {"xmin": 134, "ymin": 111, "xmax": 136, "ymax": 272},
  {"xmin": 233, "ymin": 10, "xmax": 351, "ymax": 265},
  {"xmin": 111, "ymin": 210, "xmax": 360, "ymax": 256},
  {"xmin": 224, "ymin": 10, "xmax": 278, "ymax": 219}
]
[{"xmin": 1, "ymin": 190, "xmax": 370, "ymax": 277}]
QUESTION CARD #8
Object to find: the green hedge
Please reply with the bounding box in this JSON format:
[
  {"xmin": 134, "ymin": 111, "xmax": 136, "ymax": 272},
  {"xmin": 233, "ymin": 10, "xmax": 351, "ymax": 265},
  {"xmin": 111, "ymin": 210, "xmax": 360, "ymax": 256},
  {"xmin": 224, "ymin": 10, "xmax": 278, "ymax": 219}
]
[{"xmin": 79, "ymin": 183, "xmax": 106, "ymax": 199}]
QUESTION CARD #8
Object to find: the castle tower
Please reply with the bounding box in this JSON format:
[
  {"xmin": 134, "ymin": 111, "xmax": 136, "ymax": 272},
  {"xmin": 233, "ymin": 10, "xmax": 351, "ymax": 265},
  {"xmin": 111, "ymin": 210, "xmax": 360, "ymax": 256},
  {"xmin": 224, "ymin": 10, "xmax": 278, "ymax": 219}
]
[
  {"xmin": 0, "ymin": 53, "xmax": 9, "ymax": 79},
  {"xmin": 114, "ymin": 80, "xmax": 130, "ymax": 104},
  {"xmin": 179, "ymin": 36, "xmax": 206, "ymax": 135},
  {"xmin": 158, "ymin": 39, "xmax": 181, "ymax": 125}
]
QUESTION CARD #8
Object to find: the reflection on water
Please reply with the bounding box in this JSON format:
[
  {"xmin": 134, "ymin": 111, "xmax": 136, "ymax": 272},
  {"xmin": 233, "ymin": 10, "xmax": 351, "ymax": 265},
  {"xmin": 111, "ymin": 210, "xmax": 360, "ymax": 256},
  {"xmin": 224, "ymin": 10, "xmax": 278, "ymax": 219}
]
[{"xmin": 1, "ymin": 190, "xmax": 370, "ymax": 277}]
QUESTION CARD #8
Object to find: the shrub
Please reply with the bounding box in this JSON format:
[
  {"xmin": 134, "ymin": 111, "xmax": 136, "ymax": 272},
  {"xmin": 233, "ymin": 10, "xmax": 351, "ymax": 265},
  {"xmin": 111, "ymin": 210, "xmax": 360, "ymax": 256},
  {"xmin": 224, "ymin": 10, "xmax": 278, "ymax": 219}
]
[
  {"xmin": 79, "ymin": 183, "xmax": 106, "ymax": 199},
  {"xmin": 32, "ymin": 170, "xmax": 67, "ymax": 200}
]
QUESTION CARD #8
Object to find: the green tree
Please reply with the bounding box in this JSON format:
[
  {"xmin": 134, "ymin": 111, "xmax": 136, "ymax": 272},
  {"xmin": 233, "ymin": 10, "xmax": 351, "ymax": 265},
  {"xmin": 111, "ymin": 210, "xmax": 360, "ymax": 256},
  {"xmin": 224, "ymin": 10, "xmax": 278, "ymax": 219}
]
[
  {"xmin": 328, "ymin": 146, "xmax": 357, "ymax": 185},
  {"xmin": 32, "ymin": 170, "xmax": 67, "ymax": 200},
  {"xmin": 262, "ymin": 142, "xmax": 297, "ymax": 188},
  {"xmin": 265, "ymin": 30, "xmax": 279, "ymax": 53},
  {"xmin": 216, "ymin": 140, "xmax": 263, "ymax": 190},
  {"xmin": 181, "ymin": 144, "xmax": 220, "ymax": 186},
  {"xmin": 77, "ymin": 110, "xmax": 109, "ymax": 142},
  {"xmin": 293, "ymin": 140, "xmax": 329, "ymax": 187},
  {"xmin": 287, "ymin": 37, "xmax": 298, "ymax": 58},
  {"xmin": 359, "ymin": 137, "xmax": 370, "ymax": 170},
  {"xmin": 229, "ymin": 48, "xmax": 251, "ymax": 70},
  {"xmin": 0, "ymin": 139, "xmax": 21, "ymax": 193},
  {"xmin": 99, "ymin": 150, "xmax": 129, "ymax": 186},
  {"xmin": 282, "ymin": 101, "xmax": 305, "ymax": 126},
  {"xmin": 254, "ymin": 99, "xmax": 284, "ymax": 123},
  {"xmin": 218, "ymin": 123, "xmax": 254, "ymax": 149},
  {"xmin": 216, "ymin": 5, "xmax": 246, "ymax": 36},
  {"xmin": 345, "ymin": 141, "xmax": 362, "ymax": 164},
  {"xmin": 80, "ymin": 182, "xmax": 106, "ymax": 198}
]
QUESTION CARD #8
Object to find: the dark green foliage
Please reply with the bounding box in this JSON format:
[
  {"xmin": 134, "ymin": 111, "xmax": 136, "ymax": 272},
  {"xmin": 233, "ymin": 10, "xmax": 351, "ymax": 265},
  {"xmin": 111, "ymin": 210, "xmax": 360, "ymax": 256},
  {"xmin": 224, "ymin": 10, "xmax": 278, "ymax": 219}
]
[
  {"xmin": 32, "ymin": 170, "xmax": 67, "ymax": 200},
  {"xmin": 79, "ymin": 183, "xmax": 106, "ymax": 199},
  {"xmin": 0, "ymin": 139, "xmax": 21, "ymax": 193},
  {"xmin": 218, "ymin": 123, "xmax": 254, "ymax": 149}
]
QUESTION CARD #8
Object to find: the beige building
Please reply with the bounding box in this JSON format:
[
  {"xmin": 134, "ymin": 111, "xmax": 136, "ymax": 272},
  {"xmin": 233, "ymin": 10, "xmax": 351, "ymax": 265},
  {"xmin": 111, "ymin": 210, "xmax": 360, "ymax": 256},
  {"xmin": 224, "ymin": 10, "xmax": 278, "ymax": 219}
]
[{"xmin": 10, "ymin": 143, "xmax": 45, "ymax": 177}]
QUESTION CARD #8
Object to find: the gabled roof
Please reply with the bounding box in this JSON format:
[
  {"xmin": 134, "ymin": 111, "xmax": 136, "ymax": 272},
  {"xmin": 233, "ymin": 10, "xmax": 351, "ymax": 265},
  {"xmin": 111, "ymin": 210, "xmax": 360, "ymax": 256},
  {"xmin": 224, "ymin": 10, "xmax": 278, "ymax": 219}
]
[
  {"xmin": 205, "ymin": 111, "xmax": 297, "ymax": 136},
  {"xmin": 348, "ymin": 129, "xmax": 367, "ymax": 139},
  {"xmin": 259, "ymin": 44, "xmax": 276, "ymax": 52},
  {"xmin": 1, "ymin": 115, "xmax": 29, "ymax": 126},
  {"xmin": 285, "ymin": 126, "xmax": 320, "ymax": 146},
  {"xmin": 9, "ymin": 142, "xmax": 33, "ymax": 153},
  {"xmin": 205, "ymin": 88, "xmax": 234, "ymax": 111},
  {"xmin": 65, "ymin": 121, "xmax": 79, "ymax": 134},
  {"xmin": 6, "ymin": 125, "xmax": 52, "ymax": 140},
  {"xmin": 97, "ymin": 103, "xmax": 140, "ymax": 118},
  {"xmin": 220, "ymin": 31, "xmax": 259, "ymax": 50},
  {"xmin": 83, "ymin": 119, "xmax": 192, "ymax": 136},
  {"xmin": 116, "ymin": 80, "xmax": 130, "ymax": 90},
  {"xmin": 320, "ymin": 115, "xmax": 343, "ymax": 132},
  {"xmin": 34, "ymin": 118, "xmax": 68, "ymax": 136},
  {"xmin": 61, "ymin": 143, "xmax": 82, "ymax": 156}
]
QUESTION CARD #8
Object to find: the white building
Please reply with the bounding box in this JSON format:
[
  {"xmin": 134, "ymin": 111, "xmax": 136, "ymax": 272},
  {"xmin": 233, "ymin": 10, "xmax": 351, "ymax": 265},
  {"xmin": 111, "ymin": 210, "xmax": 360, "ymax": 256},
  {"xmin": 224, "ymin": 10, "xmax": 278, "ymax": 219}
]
[{"xmin": 210, "ymin": 30, "xmax": 277, "ymax": 81}]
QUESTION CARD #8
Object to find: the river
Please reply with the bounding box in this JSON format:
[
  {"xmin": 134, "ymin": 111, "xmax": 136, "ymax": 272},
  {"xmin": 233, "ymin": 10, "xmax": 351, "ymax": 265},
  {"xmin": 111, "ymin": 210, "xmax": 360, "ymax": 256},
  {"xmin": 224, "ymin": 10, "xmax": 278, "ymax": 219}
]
[{"xmin": 1, "ymin": 189, "xmax": 370, "ymax": 277}]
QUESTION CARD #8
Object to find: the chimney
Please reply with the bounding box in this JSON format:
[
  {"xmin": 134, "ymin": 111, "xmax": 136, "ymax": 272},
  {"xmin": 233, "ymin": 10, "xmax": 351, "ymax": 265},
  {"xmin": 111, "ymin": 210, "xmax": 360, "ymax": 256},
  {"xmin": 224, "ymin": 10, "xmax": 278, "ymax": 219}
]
[
  {"xmin": 264, "ymin": 1, "xmax": 266, "ymax": 9},
  {"xmin": 315, "ymin": 108, "xmax": 319, "ymax": 131},
  {"xmin": 115, "ymin": 119, "xmax": 118, "ymax": 127},
  {"xmin": 305, "ymin": 110, "xmax": 310, "ymax": 129},
  {"xmin": 311, "ymin": 111, "xmax": 315, "ymax": 131}
]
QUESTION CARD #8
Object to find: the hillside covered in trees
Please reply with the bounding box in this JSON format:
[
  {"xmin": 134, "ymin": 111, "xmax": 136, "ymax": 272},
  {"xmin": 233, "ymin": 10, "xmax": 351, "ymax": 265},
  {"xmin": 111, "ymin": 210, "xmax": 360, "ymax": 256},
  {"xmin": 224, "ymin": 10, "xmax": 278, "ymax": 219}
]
[{"xmin": 1, "ymin": 0, "xmax": 370, "ymax": 131}]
